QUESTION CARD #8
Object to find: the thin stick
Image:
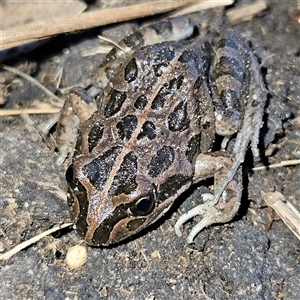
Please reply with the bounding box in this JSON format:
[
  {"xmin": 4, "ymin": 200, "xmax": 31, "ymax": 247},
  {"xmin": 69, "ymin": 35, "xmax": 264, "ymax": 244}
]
[
  {"xmin": 1, "ymin": 1, "xmax": 268, "ymax": 51},
  {"xmin": 167, "ymin": 0, "xmax": 233, "ymax": 17},
  {"xmin": 0, "ymin": 108, "xmax": 60, "ymax": 116},
  {"xmin": 97, "ymin": 35, "xmax": 126, "ymax": 52},
  {"xmin": 1, "ymin": 1, "xmax": 193, "ymax": 50},
  {"xmin": 1, "ymin": 64, "xmax": 63, "ymax": 108},
  {"xmin": 227, "ymin": 1, "xmax": 268, "ymax": 25},
  {"xmin": 253, "ymin": 159, "xmax": 300, "ymax": 171},
  {"xmin": 262, "ymin": 192, "xmax": 300, "ymax": 241},
  {"xmin": 0, "ymin": 222, "xmax": 73, "ymax": 261}
]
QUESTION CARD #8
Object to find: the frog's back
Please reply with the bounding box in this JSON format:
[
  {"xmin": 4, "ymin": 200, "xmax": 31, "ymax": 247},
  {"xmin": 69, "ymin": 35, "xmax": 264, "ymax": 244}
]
[{"xmin": 78, "ymin": 40, "xmax": 216, "ymax": 180}]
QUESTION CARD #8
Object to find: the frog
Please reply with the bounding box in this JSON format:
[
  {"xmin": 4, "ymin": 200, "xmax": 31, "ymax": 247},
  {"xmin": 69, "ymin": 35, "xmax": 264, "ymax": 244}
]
[{"xmin": 54, "ymin": 16, "xmax": 264, "ymax": 246}]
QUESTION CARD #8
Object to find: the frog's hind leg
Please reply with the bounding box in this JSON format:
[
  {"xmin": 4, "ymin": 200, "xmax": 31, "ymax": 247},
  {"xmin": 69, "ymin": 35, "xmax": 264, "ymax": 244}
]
[
  {"xmin": 210, "ymin": 30, "xmax": 264, "ymax": 158},
  {"xmin": 174, "ymin": 152, "xmax": 242, "ymax": 243}
]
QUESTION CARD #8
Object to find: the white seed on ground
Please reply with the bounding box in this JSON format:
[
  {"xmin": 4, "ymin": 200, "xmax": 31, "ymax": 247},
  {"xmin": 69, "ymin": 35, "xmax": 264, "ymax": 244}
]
[{"xmin": 65, "ymin": 244, "xmax": 88, "ymax": 269}]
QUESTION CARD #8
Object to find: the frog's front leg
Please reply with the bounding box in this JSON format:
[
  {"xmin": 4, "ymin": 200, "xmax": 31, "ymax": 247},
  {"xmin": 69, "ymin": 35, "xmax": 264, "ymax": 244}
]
[
  {"xmin": 174, "ymin": 152, "xmax": 242, "ymax": 243},
  {"xmin": 55, "ymin": 88, "xmax": 97, "ymax": 164}
]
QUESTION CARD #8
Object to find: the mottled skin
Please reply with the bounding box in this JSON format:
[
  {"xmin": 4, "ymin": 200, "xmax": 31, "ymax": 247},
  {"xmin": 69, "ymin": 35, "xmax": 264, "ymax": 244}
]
[{"xmin": 55, "ymin": 17, "xmax": 264, "ymax": 246}]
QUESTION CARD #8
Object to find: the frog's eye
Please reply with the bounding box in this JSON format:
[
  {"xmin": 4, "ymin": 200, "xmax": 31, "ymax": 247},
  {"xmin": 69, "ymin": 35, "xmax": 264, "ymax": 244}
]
[
  {"xmin": 128, "ymin": 195, "xmax": 155, "ymax": 216},
  {"xmin": 66, "ymin": 165, "xmax": 74, "ymax": 184}
]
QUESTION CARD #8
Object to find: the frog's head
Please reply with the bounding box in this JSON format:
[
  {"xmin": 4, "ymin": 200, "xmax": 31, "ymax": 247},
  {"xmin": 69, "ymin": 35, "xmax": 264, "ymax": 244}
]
[{"xmin": 66, "ymin": 151, "xmax": 191, "ymax": 246}]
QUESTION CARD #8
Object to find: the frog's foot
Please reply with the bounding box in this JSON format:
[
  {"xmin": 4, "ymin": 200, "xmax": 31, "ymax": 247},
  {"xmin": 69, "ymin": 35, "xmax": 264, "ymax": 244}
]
[
  {"xmin": 174, "ymin": 193, "xmax": 241, "ymax": 243},
  {"xmin": 175, "ymin": 160, "xmax": 242, "ymax": 244},
  {"xmin": 174, "ymin": 193, "xmax": 217, "ymax": 241}
]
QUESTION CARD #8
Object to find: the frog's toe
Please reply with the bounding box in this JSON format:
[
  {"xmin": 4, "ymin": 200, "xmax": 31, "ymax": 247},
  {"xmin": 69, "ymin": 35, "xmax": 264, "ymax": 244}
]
[
  {"xmin": 174, "ymin": 197, "xmax": 219, "ymax": 239},
  {"xmin": 175, "ymin": 192, "xmax": 241, "ymax": 244},
  {"xmin": 186, "ymin": 209, "xmax": 224, "ymax": 243}
]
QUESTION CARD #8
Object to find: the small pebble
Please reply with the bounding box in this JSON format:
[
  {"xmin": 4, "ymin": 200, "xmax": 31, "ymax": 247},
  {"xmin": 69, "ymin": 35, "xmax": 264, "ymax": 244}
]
[{"xmin": 65, "ymin": 244, "xmax": 88, "ymax": 269}]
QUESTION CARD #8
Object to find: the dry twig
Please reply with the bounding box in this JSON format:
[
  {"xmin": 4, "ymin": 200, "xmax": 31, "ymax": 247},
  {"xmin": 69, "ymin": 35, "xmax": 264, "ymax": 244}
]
[
  {"xmin": 1, "ymin": 1, "xmax": 193, "ymax": 50},
  {"xmin": 1, "ymin": 64, "xmax": 63, "ymax": 108},
  {"xmin": 227, "ymin": 1, "xmax": 267, "ymax": 24},
  {"xmin": 262, "ymin": 192, "xmax": 300, "ymax": 241},
  {"xmin": 167, "ymin": 0, "xmax": 233, "ymax": 17},
  {"xmin": 1, "ymin": 0, "xmax": 269, "ymax": 53},
  {"xmin": 0, "ymin": 222, "xmax": 73, "ymax": 261},
  {"xmin": 253, "ymin": 159, "xmax": 300, "ymax": 170},
  {"xmin": 0, "ymin": 108, "xmax": 60, "ymax": 116}
]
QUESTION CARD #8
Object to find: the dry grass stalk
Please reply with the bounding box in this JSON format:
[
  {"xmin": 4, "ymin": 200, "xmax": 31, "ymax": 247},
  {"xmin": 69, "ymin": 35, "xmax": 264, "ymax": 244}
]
[
  {"xmin": 167, "ymin": 0, "xmax": 233, "ymax": 17},
  {"xmin": 0, "ymin": 222, "xmax": 73, "ymax": 261},
  {"xmin": 0, "ymin": 108, "xmax": 60, "ymax": 116},
  {"xmin": 1, "ymin": 64, "xmax": 63, "ymax": 107},
  {"xmin": 253, "ymin": 159, "xmax": 300, "ymax": 170},
  {"xmin": 1, "ymin": 1, "xmax": 194, "ymax": 50},
  {"xmin": 227, "ymin": 1, "xmax": 268, "ymax": 24},
  {"xmin": 262, "ymin": 192, "xmax": 300, "ymax": 241}
]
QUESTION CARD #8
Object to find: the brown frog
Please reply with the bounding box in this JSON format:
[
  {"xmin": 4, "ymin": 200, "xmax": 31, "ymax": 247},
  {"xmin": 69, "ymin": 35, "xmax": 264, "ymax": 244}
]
[{"xmin": 55, "ymin": 16, "xmax": 264, "ymax": 246}]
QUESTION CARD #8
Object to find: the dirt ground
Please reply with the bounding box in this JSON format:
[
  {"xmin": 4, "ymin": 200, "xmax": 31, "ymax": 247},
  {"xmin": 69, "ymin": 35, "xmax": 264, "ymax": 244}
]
[{"xmin": 1, "ymin": 1, "xmax": 299, "ymax": 299}]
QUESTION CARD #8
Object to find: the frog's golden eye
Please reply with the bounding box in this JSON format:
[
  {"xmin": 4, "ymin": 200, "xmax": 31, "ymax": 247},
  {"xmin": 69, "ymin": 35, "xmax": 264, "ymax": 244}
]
[
  {"xmin": 128, "ymin": 195, "xmax": 155, "ymax": 216},
  {"xmin": 66, "ymin": 165, "xmax": 74, "ymax": 184}
]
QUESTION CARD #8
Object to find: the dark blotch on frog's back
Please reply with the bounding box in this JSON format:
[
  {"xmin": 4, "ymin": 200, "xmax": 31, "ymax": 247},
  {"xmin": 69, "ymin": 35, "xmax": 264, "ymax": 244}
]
[
  {"xmin": 151, "ymin": 76, "xmax": 184, "ymax": 109},
  {"xmin": 193, "ymin": 75, "xmax": 205, "ymax": 90},
  {"xmin": 108, "ymin": 152, "xmax": 138, "ymax": 197},
  {"xmin": 137, "ymin": 121, "xmax": 156, "ymax": 141},
  {"xmin": 116, "ymin": 115, "xmax": 138, "ymax": 141},
  {"xmin": 168, "ymin": 100, "xmax": 190, "ymax": 132},
  {"xmin": 177, "ymin": 41, "xmax": 211, "ymax": 75},
  {"xmin": 83, "ymin": 146, "xmax": 122, "ymax": 192},
  {"xmin": 186, "ymin": 134, "xmax": 201, "ymax": 164},
  {"xmin": 125, "ymin": 58, "xmax": 138, "ymax": 83},
  {"xmin": 147, "ymin": 146, "xmax": 175, "ymax": 178},
  {"xmin": 152, "ymin": 47, "xmax": 175, "ymax": 77},
  {"xmin": 88, "ymin": 122, "xmax": 104, "ymax": 152},
  {"xmin": 134, "ymin": 95, "xmax": 148, "ymax": 109},
  {"xmin": 105, "ymin": 90, "xmax": 127, "ymax": 118},
  {"xmin": 217, "ymin": 37, "xmax": 239, "ymax": 52}
]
